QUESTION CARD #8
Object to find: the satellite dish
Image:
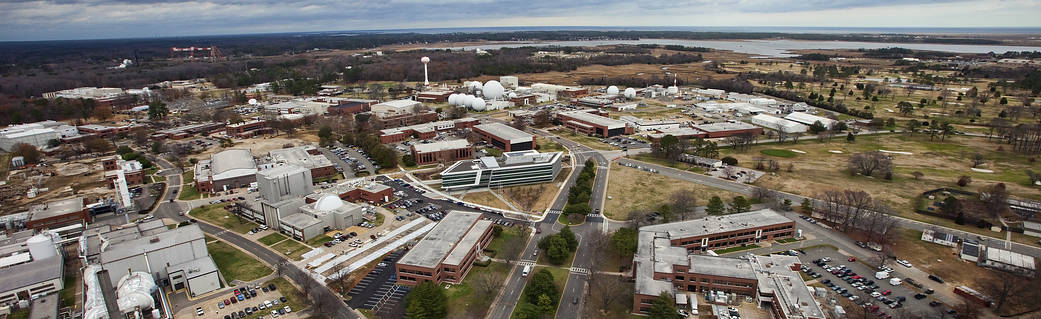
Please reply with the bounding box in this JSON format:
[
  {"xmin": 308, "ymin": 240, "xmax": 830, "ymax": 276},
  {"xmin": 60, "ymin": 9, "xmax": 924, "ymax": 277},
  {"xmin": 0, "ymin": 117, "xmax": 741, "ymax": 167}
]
[
  {"xmin": 483, "ymin": 80, "xmax": 505, "ymax": 100},
  {"xmin": 607, "ymin": 86, "xmax": 619, "ymax": 95},
  {"xmin": 623, "ymin": 88, "xmax": 637, "ymax": 98},
  {"xmin": 471, "ymin": 97, "xmax": 486, "ymax": 111}
]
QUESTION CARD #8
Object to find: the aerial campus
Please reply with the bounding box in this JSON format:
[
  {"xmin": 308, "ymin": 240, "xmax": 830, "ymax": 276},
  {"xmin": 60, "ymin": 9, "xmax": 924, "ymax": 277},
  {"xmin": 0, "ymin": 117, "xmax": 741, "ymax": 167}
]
[{"xmin": 2, "ymin": 5, "xmax": 1041, "ymax": 319}]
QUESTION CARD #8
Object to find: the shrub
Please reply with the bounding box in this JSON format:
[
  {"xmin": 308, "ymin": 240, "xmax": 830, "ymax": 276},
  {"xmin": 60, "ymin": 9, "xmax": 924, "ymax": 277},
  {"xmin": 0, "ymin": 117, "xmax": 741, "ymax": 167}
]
[{"xmin": 721, "ymin": 156, "xmax": 738, "ymax": 166}]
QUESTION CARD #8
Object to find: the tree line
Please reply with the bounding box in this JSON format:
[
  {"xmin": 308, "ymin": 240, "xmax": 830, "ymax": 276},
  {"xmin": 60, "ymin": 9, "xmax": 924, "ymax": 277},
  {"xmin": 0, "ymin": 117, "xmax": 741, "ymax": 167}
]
[{"xmin": 562, "ymin": 159, "xmax": 597, "ymax": 217}]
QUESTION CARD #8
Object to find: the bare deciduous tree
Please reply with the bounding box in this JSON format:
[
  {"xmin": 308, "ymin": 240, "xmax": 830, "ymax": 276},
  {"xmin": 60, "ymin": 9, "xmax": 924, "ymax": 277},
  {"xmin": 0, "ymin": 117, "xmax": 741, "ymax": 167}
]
[
  {"xmin": 669, "ymin": 191, "xmax": 698, "ymax": 220},
  {"xmin": 847, "ymin": 151, "xmax": 893, "ymax": 177}
]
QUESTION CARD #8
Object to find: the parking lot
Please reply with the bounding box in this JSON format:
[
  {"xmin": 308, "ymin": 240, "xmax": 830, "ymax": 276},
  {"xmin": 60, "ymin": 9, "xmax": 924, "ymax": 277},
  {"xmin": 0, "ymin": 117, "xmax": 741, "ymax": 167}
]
[
  {"xmin": 377, "ymin": 177, "xmax": 526, "ymax": 226},
  {"xmin": 345, "ymin": 249, "xmax": 410, "ymax": 318},
  {"xmin": 329, "ymin": 143, "xmax": 378, "ymax": 175},
  {"xmin": 602, "ymin": 135, "xmax": 651, "ymax": 149},
  {"xmin": 181, "ymin": 282, "xmax": 302, "ymax": 319},
  {"xmin": 797, "ymin": 246, "xmax": 952, "ymax": 318}
]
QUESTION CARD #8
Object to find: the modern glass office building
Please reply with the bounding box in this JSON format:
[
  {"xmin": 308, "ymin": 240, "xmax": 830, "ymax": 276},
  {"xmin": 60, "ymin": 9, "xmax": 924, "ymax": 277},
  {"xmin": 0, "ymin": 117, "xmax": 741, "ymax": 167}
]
[{"xmin": 440, "ymin": 150, "xmax": 563, "ymax": 190}]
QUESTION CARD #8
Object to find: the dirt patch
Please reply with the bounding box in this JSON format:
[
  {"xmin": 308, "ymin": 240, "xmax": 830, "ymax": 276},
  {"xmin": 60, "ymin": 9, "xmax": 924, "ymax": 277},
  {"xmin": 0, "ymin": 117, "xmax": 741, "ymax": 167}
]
[{"xmin": 460, "ymin": 191, "xmax": 513, "ymax": 211}]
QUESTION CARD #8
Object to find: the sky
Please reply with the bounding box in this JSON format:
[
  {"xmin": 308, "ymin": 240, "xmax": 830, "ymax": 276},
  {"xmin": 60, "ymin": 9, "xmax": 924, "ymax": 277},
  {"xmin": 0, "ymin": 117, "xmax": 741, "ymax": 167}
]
[{"xmin": 1, "ymin": 0, "xmax": 1041, "ymax": 41}]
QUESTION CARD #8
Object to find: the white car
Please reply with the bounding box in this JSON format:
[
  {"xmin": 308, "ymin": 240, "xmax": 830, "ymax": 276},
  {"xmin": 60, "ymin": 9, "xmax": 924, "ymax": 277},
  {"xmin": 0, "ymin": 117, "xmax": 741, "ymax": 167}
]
[{"xmin": 283, "ymin": 306, "xmax": 292, "ymax": 313}]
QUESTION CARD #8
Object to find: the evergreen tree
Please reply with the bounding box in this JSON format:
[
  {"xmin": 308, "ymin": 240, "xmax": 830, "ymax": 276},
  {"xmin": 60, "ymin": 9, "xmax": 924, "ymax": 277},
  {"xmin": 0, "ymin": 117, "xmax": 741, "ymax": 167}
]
[
  {"xmin": 648, "ymin": 293, "xmax": 684, "ymax": 319},
  {"xmin": 706, "ymin": 196, "xmax": 726, "ymax": 215},
  {"xmin": 404, "ymin": 281, "xmax": 447, "ymax": 319},
  {"xmin": 729, "ymin": 196, "xmax": 751, "ymax": 214},
  {"xmin": 559, "ymin": 226, "xmax": 578, "ymax": 252}
]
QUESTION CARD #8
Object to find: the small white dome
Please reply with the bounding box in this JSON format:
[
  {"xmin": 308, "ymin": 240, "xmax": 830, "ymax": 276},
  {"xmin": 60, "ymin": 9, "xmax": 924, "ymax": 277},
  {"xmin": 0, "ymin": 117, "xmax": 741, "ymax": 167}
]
[
  {"xmin": 421, "ymin": 56, "xmax": 430, "ymax": 63},
  {"xmin": 623, "ymin": 87, "xmax": 637, "ymax": 98},
  {"xmin": 607, "ymin": 86, "xmax": 619, "ymax": 95},
  {"xmin": 315, "ymin": 195, "xmax": 344, "ymax": 211}
]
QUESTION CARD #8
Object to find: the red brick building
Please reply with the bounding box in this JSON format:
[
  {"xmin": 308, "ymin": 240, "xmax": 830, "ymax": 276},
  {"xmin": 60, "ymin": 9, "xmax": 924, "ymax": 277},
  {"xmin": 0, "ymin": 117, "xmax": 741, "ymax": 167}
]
[
  {"xmin": 373, "ymin": 111, "xmax": 439, "ymax": 129},
  {"xmin": 472, "ymin": 123, "xmax": 535, "ymax": 152},
  {"xmin": 416, "ymin": 90, "xmax": 454, "ymax": 103},
  {"xmin": 326, "ymin": 99, "xmax": 378, "ymax": 115},
  {"xmin": 306, "ymin": 181, "xmax": 394, "ymax": 205},
  {"xmin": 557, "ymin": 109, "xmax": 633, "ymax": 137},
  {"xmin": 396, "ymin": 211, "xmax": 494, "ymax": 286},
  {"xmin": 378, "ymin": 118, "xmax": 480, "ymax": 143},
  {"xmin": 226, "ymin": 120, "xmax": 273, "ymax": 138},
  {"xmin": 411, "ymin": 140, "xmax": 473, "ymax": 166},
  {"xmin": 25, "ymin": 197, "xmax": 91, "ymax": 230}
]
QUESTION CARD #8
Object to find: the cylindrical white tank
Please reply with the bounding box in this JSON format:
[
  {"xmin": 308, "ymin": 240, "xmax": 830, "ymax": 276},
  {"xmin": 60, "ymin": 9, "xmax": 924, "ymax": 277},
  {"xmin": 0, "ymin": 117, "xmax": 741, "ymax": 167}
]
[
  {"xmin": 83, "ymin": 265, "xmax": 108, "ymax": 319},
  {"xmin": 607, "ymin": 86, "xmax": 619, "ymax": 95},
  {"xmin": 27, "ymin": 234, "xmax": 56, "ymax": 260},
  {"xmin": 116, "ymin": 272, "xmax": 157, "ymax": 313}
]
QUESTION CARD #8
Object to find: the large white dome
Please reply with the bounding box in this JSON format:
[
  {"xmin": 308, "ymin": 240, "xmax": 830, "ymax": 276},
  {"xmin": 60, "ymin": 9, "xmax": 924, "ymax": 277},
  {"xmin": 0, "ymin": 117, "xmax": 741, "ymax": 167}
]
[
  {"xmin": 315, "ymin": 195, "xmax": 344, "ymax": 211},
  {"xmin": 483, "ymin": 81, "xmax": 505, "ymax": 100},
  {"xmin": 623, "ymin": 87, "xmax": 637, "ymax": 98},
  {"xmin": 471, "ymin": 97, "xmax": 486, "ymax": 111},
  {"xmin": 448, "ymin": 94, "xmax": 460, "ymax": 106},
  {"xmin": 607, "ymin": 86, "xmax": 619, "ymax": 95}
]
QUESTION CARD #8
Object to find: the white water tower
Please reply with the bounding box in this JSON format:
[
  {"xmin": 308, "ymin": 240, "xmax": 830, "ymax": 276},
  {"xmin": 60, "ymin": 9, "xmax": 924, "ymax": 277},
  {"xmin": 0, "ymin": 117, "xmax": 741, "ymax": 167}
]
[{"xmin": 421, "ymin": 56, "xmax": 431, "ymax": 86}]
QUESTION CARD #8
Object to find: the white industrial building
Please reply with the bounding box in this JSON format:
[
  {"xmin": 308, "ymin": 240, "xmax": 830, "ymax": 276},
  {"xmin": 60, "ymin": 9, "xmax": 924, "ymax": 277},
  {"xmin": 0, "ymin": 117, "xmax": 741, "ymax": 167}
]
[
  {"xmin": 693, "ymin": 88, "xmax": 726, "ymax": 98},
  {"xmin": 371, "ymin": 99, "xmax": 423, "ymax": 116},
  {"xmin": 499, "ymin": 76, "xmax": 519, "ymax": 89},
  {"xmin": 620, "ymin": 116, "xmax": 682, "ymax": 132},
  {"xmin": 86, "ymin": 223, "xmax": 220, "ymax": 297},
  {"xmin": 252, "ymin": 165, "xmax": 314, "ymax": 229},
  {"xmin": 0, "ymin": 231, "xmax": 64, "ymax": 307},
  {"xmin": 981, "ymin": 247, "xmax": 1036, "ymax": 276},
  {"xmin": 784, "ymin": 112, "xmax": 837, "ymax": 128},
  {"xmin": 194, "ymin": 149, "xmax": 259, "ymax": 193},
  {"xmin": 280, "ymin": 195, "xmax": 364, "ymax": 241},
  {"xmin": 0, "ymin": 121, "xmax": 78, "ymax": 151},
  {"xmin": 750, "ymin": 114, "xmax": 809, "ymax": 133}
]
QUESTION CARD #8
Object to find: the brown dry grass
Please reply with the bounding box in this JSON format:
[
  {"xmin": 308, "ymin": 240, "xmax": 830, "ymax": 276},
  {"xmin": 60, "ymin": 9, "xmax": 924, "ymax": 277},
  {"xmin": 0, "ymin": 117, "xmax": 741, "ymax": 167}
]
[
  {"xmin": 460, "ymin": 190, "xmax": 513, "ymax": 211},
  {"xmin": 499, "ymin": 167, "xmax": 571, "ymax": 213},
  {"xmin": 721, "ymin": 134, "xmax": 1040, "ymax": 212},
  {"xmin": 604, "ymin": 162, "xmax": 742, "ymax": 220}
]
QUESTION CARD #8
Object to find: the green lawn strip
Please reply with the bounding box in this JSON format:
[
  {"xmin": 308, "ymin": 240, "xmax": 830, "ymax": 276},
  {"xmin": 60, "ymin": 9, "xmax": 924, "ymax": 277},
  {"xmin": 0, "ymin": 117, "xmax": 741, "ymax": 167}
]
[
  {"xmin": 630, "ymin": 153, "xmax": 706, "ymax": 173},
  {"xmin": 760, "ymin": 149, "xmax": 798, "ymax": 158},
  {"xmin": 713, "ymin": 244, "xmax": 761, "ymax": 255},
  {"xmin": 190, "ymin": 204, "xmax": 256, "ymax": 234},
  {"xmin": 557, "ymin": 213, "xmax": 585, "ymax": 226},
  {"xmin": 182, "ymin": 170, "xmax": 195, "ymax": 184},
  {"xmin": 305, "ymin": 235, "xmax": 333, "ymax": 247},
  {"xmin": 178, "ymin": 184, "xmax": 202, "ymax": 200},
  {"xmin": 60, "ymin": 273, "xmax": 77, "ymax": 307},
  {"xmin": 271, "ymin": 239, "xmax": 310, "ymax": 261},
  {"xmin": 445, "ymin": 262, "xmax": 511, "ymax": 318},
  {"xmin": 486, "ymin": 227, "xmax": 526, "ymax": 258},
  {"xmin": 372, "ymin": 213, "xmax": 385, "ymax": 227},
  {"xmin": 8, "ymin": 309, "xmax": 29, "ymax": 319},
  {"xmin": 258, "ymin": 233, "xmax": 288, "ymax": 246},
  {"xmin": 776, "ymin": 238, "xmax": 803, "ymax": 244},
  {"xmin": 208, "ymin": 240, "xmax": 273, "ymax": 282}
]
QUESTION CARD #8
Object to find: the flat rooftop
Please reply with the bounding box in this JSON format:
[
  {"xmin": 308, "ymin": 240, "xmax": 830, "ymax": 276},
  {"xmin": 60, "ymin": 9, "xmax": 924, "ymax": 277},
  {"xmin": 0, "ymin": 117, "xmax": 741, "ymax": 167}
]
[
  {"xmin": 640, "ymin": 209, "xmax": 791, "ymax": 239},
  {"xmin": 0, "ymin": 255, "xmax": 62, "ymax": 291},
  {"xmin": 269, "ymin": 146, "xmax": 333, "ymax": 169},
  {"xmin": 29, "ymin": 197, "xmax": 84, "ymax": 221},
  {"xmin": 474, "ymin": 123, "xmax": 533, "ymax": 144},
  {"xmin": 443, "ymin": 220, "xmax": 493, "ymax": 266},
  {"xmin": 559, "ymin": 110, "xmax": 627, "ymax": 129},
  {"xmin": 412, "ymin": 139, "xmax": 471, "ymax": 154},
  {"xmin": 166, "ymin": 256, "xmax": 219, "ymax": 278},
  {"xmin": 692, "ymin": 122, "xmax": 759, "ymax": 133},
  {"xmin": 99, "ymin": 224, "xmax": 205, "ymax": 263},
  {"xmin": 986, "ymin": 247, "xmax": 1037, "ymax": 270},
  {"xmin": 441, "ymin": 150, "xmax": 561, "ymax": 175},
  {"xmin": 397, "ymin": 211, "xmax": 481, "ymax": 269}
]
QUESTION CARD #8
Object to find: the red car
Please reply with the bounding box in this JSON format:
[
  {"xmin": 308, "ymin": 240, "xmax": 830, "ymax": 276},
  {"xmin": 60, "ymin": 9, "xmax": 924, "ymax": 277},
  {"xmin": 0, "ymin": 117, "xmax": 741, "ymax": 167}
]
[
  {"xmin": 848, "ymin": 257, "xmax": 856, "ymax": 262},
  {"xmin": 868, "ymin": 305, "xmax": 879, "ymax": 312},
  {"xmin": 223, "ymin": 299, "xmax": 231, "ymax": 306},
  {"xmin": 882, "ymin": 290, "xmax": 892, "ymax": 295}
]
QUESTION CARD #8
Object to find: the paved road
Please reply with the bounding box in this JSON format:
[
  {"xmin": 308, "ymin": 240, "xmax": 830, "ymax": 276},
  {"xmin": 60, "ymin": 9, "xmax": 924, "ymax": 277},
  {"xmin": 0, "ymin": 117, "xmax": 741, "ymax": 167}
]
[
  {"xmin": 147, "ymin": 155, "xmax": 361, "ymax": 319},
  {"xmin": 623, "ymin": 158, "xmax": 1041, "ymax": 259}
]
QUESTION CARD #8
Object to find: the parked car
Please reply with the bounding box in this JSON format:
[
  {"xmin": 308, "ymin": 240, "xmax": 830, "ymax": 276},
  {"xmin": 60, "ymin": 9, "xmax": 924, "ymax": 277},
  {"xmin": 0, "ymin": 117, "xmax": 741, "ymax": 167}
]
[{"xmin": 928, "ymin": 274, "xmax": 945, "ymax": 283}]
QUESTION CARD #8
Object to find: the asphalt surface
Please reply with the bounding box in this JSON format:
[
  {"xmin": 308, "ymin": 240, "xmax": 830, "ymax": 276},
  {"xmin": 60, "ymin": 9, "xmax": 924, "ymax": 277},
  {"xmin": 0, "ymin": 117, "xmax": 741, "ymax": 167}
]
[
  {"xmin": 345, "ymin": 250, "xmax": 409, "ymax": 318},
  {"xmin": 147, "ymin": 155, "xmax": 362, "ymax": 319}
]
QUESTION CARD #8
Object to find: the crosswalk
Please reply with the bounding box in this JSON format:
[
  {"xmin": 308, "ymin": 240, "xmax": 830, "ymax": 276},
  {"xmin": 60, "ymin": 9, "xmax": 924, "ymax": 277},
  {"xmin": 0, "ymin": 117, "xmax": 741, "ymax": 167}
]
[
  {"xmin": 518, "ymin": 260, "xmax": 535, "ymax": 267},
  {"xmin": 570, "ymin": 267, "xmax": 591, "ymax": 276}
]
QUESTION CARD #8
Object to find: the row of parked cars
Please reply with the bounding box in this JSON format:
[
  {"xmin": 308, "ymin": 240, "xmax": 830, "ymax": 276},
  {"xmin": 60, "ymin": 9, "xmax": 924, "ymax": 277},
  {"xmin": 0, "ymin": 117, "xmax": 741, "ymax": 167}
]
[
  {"xmin": 331, "ymin": 146, "xmax": 379, "ymax": 172},
  {"xmin": 202, "ymin": 284, "xmax": 292, "ymax": 319},
  {"xmin": 619, "ymin": 161, "xmax": 658, "ymax": 173},
  {"xmin": 810, "ymin": 257, "xmax": 912, "ymax": 316}
]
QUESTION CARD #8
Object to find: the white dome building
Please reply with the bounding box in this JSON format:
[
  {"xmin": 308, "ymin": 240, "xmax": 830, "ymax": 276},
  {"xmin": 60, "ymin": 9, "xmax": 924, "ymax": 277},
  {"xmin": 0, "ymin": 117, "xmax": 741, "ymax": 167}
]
[
  {"xmin": 623, "ymin": 87, "xmax": 637, "ymax": 98},
  {"xmin": 471, "ymin": 97, "xmax": 487, "ymax": 111},
  {"xmin": 483, "ymin": 80, "xmax": 505, "ymax": 100},
  {"xmin": 607, "ymin": 86, "xmax": 619, "ymax": 95},
  {"xmin": 288, "ymin": 192, "xmax": 365, "ymax": 241}
]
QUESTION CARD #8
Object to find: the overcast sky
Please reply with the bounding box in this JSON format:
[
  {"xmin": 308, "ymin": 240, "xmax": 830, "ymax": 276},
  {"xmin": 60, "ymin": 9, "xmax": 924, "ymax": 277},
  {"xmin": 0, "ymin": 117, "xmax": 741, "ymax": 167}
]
[{"xmin": 1, "ymin": 0, "xmax": 1040, "ymax": 41}]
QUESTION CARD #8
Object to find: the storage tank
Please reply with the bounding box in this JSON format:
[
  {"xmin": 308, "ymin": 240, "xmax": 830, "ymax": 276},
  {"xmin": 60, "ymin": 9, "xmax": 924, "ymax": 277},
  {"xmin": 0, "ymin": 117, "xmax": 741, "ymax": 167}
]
[
  {"xmin": 26, "ymin": 234, "xmax": 57, "ymax": 261},
  {"xmin": 116, "ymin": 272, "xmax": 157, "ymax": 313},
  {"xmin": 83, "ymin": 265, "xmax": 109, "ymax": 319}
]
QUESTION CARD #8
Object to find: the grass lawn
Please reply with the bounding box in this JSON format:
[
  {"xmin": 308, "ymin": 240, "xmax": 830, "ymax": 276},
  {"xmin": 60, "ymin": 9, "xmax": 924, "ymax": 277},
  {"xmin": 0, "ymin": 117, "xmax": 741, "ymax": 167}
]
[
  {"xmin": 719, "ymin": 134, "xmax": 1041, "ymax": 214},
  {"xmin": 556, "ymin": 130, "xmax": 616, "ymax": 151},
  {"xmin": 258, "ymin": 233, "xmax": 287, "ymax": 246},
  {"xmin": 60, "ymin": 272, "xmax": 77, "ymax": 307},
  {"xmin": 264, "ymin": 277, "xmax": 308, "ymax": 313},
  {"xmin": 713, "ymin": 244, "xmax": 760, "ymax": 255},
  {"xmin": 152, "ymin": 175, "xmax": 167, "ymax": 183},
  {"xmin": 604, "ymin": 162, "xmax": 742, "ymax": 220},
  {"xmin": 535, "ymin": 135, "xmax": 566, "ymax": 152},
  {"xmin": 8, "ymin": 309, "xmax": 28, "ymax": 319},
  {"xmin": 182, "ymin": 170, "xmax": 195, "ymax": 183},
  {"xmin": 511, "ymin": 266, "xmax": 571, "ymax": 319},
  {"xmin": 631, "ymin": 153, "xmax": 706, "ymax": 174},
  {"xmin": 306, "ymin": 235, "xmax": 333, "ymax": 247},
  {"xmin": 760, "ymin": 149, "xmax": 798, "ymax": 158},
  {"xmin": 461, "ymin": 191, "xmax": 513, "ymax": 211},
  {"xmin": 372, "ymin": 212, "xmax": 385, "ymax": 227},
  {"xmin": 500, "ymin": 167, "xmax": 571, "ymax": 213},
  {"xmin": 557, "ymin": 213, "xmax": 585, "ymax": 225},
  {"xmin": 189, "ymin": 204, "xmax": 256, "ymax": 234},
  {"xmin": 445, "ymin": 262, "xmax": 511, "ymax": 318},
  {"xmin": 272, "ymin": 239, "xmax": 311, "ymax": 261},
  {"xmin": 486, "ymin": 227, "xmax": 528, "ymax": 258},
  {"xmin": 208, "ymin": 240, "xmax": 273, "ymax": 282},
  {"xmin": 776, "ymin": 238, "xmax": 804, "ymax": 244}
]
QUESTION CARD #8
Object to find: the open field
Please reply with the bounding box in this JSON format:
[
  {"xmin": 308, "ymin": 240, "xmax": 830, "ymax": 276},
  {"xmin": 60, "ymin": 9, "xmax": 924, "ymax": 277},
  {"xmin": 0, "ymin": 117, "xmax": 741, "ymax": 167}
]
[
  {"xmin": 306, "ymin": 234, "xmax": 333, "ymax": 246},
  {"xmin": 258, "ymin": 233, "xmax": 287, "ymax": 246},
  {"xmin": 486, "ymin": 227, "xmax": 528, "ymax": 258},
  {"xmin": 189, "ymin": 204, "xmax": 257, "ymax": 234},
  {"xmin": 720, "ymin": 134, "xmax": 1040, "ymax": 212},
  {"xmin": 498, "ymin": 167, "xmax": 571, "ymax": 213},
  {"xmin": 208, "ymin": 240, "xmax": 273, "ymax": 282},
  {"xmin": 604, "ymin": 162, "xmax": 742, "ymax": 220},
  {"xmin": 271, "ymin": 239, "xmax": 311, "ymax": 261},
  {"xmin": 460, "ymin": 190, "xmax": 513, "ymax": 211},
  {"xmin": 535, "ymin": 135, "xmax": 566, "ymax": 152},
  {"xmin": 445, "ymin": 261, "xmax": 511, "ymax": 319},
  {"xmin": 630, "ymin": 153, "xmax": 706, "ymax": 174},
  {"xmin": 554, "ymin": 130, "xmax": 616, "ymax": 151}
]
